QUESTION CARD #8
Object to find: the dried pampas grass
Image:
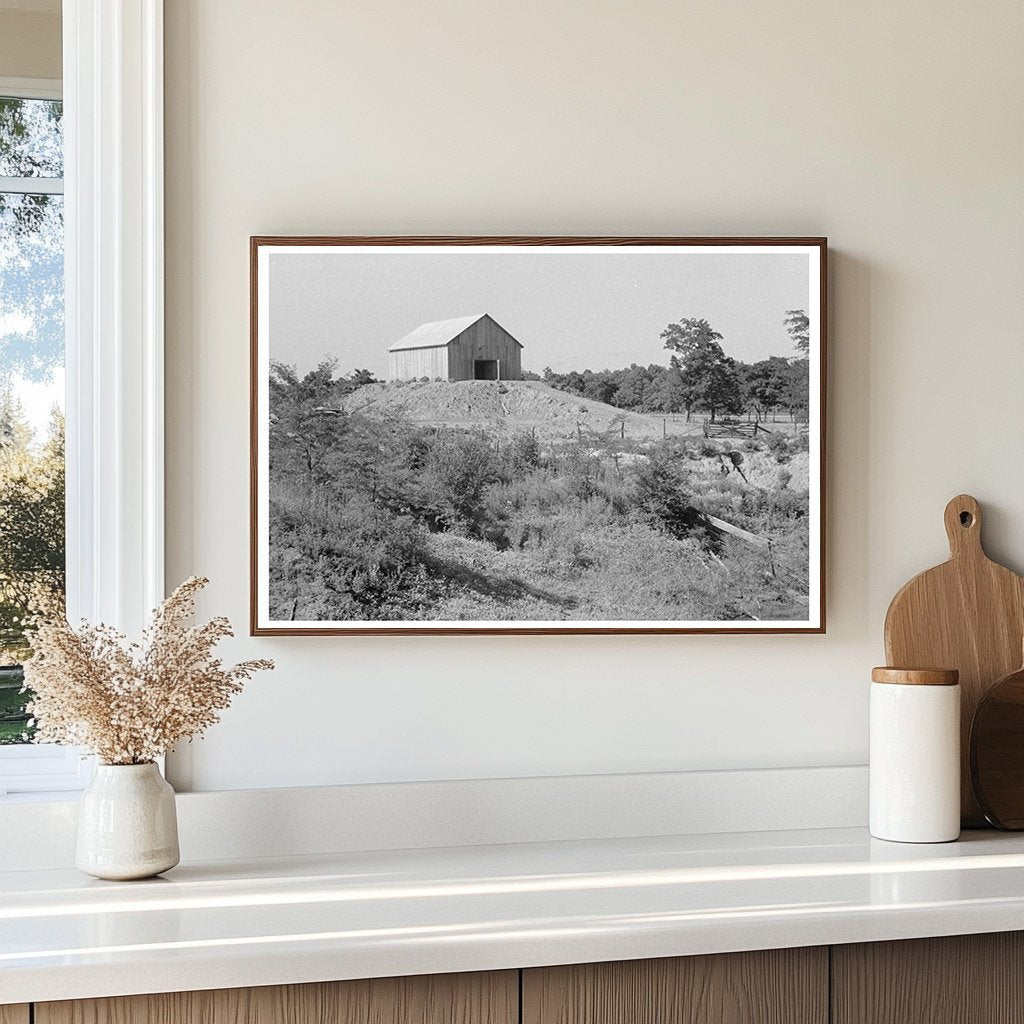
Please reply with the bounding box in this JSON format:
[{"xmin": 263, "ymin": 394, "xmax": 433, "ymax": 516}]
[{"xmin": 23, "ymin": 577, "xmax": 273, "ymax": 765}]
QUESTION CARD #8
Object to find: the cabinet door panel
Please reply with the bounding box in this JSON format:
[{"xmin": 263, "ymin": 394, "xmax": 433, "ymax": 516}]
[
  {"xmin": 0, "ymin": 1007, "xmax": 29, "ymax": 1024},
  {"xmin": 36, "ymin": 971, "xmax": 518, "ymax": 1024},
  {"xmin": 523, "ymin": 948, "xmax": 827, "ymax": 1024},
  {"xmin": 832, "ymin": 932, "xmax": 1024, "ymax": 1024}
]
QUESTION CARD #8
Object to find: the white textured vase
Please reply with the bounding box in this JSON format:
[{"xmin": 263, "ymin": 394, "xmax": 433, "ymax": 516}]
[{"xmin": 76, "ymin": 762, "xmax": 180, "ymax": 880}]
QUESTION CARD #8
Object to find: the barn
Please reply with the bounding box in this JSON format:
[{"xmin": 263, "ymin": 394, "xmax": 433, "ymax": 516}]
[{"xmin": 388, "ymin": 313, "xmax": 523, "ymax": 382}]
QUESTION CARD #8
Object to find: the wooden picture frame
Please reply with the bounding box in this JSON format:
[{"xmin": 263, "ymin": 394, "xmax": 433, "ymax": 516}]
[{"xmin": 251, "ymin": 236, "xmax": 826, "ymax": 635}]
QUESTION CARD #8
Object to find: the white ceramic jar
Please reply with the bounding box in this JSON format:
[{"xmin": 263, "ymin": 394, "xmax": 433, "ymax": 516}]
[
  {"xmin": 76, "ymin": 762, "xmax": 180, "ymax": 880},
  {"xmin": 870, "ymin": 667, "xmax": 961, "ymax": 843}
]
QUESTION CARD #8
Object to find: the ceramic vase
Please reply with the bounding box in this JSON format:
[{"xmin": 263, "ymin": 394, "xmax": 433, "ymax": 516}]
[{"xmin": 76, "ymin": 762, "xmax": 180, "ymax": 880}]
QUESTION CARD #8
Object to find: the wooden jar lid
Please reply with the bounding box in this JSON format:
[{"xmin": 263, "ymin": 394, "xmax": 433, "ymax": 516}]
[{"xmin": 871, "ymin": 667, "xmax": 960, "ymax": 686}]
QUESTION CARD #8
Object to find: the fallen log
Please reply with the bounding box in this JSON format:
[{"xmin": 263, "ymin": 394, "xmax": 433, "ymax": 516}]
[{"xmin": 699, "ymin": 512, "xmax": 771, "ymax": 548}]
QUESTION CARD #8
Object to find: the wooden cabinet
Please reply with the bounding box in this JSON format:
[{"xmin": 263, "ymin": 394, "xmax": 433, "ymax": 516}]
[
  {"xmin": 14, "ymin": 933, "xmax": 1024, "ymax": 1024},
  {"xmin": 522, "ymin": 948, "xmax": 828, "ymax": 1024},
  {"xmin": 832, "ymin": 932, "xmax": 1024, "ymax": 1024},
  {"xmin": 34, "ymin": 972, "xmax": 517, "ymax": 1024}
]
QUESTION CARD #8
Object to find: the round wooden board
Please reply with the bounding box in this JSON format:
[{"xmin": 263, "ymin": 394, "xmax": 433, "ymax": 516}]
[{"xmin": 971, "ymin": 664, "xmax": 1024, "ymax": 829}]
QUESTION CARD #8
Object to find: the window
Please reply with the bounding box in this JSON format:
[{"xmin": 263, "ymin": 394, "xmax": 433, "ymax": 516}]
[
  {"xmin": 0, "ymin": 79, "xmax": 81, "ymax": 795},
  {"xmin": 0, "ymin": 4, "xmax": 166, "ymax": 799}
]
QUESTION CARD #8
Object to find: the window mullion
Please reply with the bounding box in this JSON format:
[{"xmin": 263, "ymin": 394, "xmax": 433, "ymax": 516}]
[{"xmin": 0, "ymin": 176, "xmax": 64, "ymax": 195}]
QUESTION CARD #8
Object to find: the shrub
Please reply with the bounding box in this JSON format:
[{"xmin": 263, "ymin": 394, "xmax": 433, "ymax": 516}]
[
  {"xmin": 268, "ymin": 490, "xmax": 434, "ymax": 621},
  {"xmin": 740, "ymin": 486, "xmax": 808, "ymax": 524},
  {"xmin": 632, "ymin": 447, "xmax": 704, "ymax": 541},
  {"xmin": 418, "ymin": 429, "xmax": 500, "ymax": 536},
  {"xmin": 504, "ymin": 431, "xmax": 541, "ymax": 472},
  {"xmin": 764, "ymin": 431, "xmax": 791, "ymax": 463}
]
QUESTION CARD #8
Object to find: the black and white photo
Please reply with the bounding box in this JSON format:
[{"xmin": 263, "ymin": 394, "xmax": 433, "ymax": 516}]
[{"xmin": 251, "ymin": 238, "xmax": 825, "ymax": 634}]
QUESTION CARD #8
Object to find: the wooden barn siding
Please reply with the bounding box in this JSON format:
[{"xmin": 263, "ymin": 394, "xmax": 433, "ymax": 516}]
[
  {"xmin": 389, "ymin": 346, "xmax": 449, "ymax": 381},
  {"xmin": 448, "ymin": 318, "xmax": 522, "ymax": 381}
]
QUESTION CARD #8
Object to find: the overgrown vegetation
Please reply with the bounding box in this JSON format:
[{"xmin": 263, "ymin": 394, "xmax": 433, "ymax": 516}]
[{"xmin": 268, "ymin": 346, "xmax": 811, "ymax": 623}]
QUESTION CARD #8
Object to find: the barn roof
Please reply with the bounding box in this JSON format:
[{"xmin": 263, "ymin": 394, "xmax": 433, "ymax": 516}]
[{"xmin": 388, "ymin": 313, "xmax": 522, "ymax": 352}]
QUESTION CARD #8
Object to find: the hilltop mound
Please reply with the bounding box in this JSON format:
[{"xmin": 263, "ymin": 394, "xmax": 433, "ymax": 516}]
[{"xmin": 339, "ymin": 379, "xmax": 682, "ymax": 442}]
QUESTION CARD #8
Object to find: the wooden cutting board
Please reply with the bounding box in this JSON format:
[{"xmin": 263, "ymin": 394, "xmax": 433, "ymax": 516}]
[{"xmin": 884, "ymin": 494, "xmax": 1024, "ymax": 826}]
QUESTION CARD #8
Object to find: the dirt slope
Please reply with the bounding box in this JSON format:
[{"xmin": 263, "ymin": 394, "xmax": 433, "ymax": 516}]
[{"xmin": 339, "ymin": 379, "xmax": 680, "ymax": 441}]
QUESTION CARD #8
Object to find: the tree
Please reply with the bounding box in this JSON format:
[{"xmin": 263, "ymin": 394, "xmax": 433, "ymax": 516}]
[
  {"xmin": 644, "ymin": 366, "xmax": 686, "ymax": 413},
  {"xmin": 661, "ymin": 318, "xmax": 723, "ymax": 363},
  {"xmin": 743, "ymin": 356, "xmax": 792, "ymax": 422},
  {"xmin": 345, "ymin": 368, "xmax": 379, "ymax": 390},
  {"xmin": 661, "ymin": 318, "xmax": 741, "ymax": 421},
  {"xmin": 784, "ymin": 357, "xmax": 810, "ymax": 422},
  {"xmin": 580, "ymin": 370, "xmax": 615, "ymax": 405},
  {"xmin": 701, "ymin": 356, "xmax": 744, "ymax": 422},
  {"xmin": 612, "ymin": 364, "xmax": 650, "ymax": 409},
  {"xmin": 784, "ymin": 309, "xmax": 810, "ymax": 355},
  {"xmin": 0, "ymin": 399, "xmax": 65, "ymax": 662},
  {"xmin": 268, "ymin": 360, "xmax": 344, "ymax": 489}
]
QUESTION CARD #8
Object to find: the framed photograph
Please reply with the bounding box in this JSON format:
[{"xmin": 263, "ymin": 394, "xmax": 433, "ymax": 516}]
[{"xmin": 251, "ymin": 236, "xmax": 826, "ymax": 635}]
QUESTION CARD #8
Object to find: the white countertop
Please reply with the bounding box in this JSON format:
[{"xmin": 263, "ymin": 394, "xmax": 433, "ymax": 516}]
[{"xmin": 4, "ymin": 826, "xmax": 1024, "ymax": 1004}]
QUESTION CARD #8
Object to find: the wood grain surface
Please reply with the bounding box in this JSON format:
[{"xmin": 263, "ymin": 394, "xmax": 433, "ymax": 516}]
[
  {"xmin": 871, "ymin": 667, "xmax": 959, "ymax": 686},
  {"xmin": 0, "ymin": 1007, "xmax": 29, "ymax": 1024},
  {"xmin": 884, "ymin": 494, "xmax": 1024, "ymax": 825},
  {"xmin": 36, "ymin": 972, "xmax": 517, "ymax": 1024},
  {"xmin": 522, "ymin": 949, "xmax": 828, "ymax": 1024},
  {"xmin": 970, "ymin": 655, "xmax": 1024, "ymax": 827},
  {"xmin": 832, "ymin": 932, "xmax": 1024, "ymax": 1024}
]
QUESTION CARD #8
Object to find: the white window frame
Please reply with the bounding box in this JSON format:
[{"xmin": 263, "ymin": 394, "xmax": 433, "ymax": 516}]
[
  {"xmin": 0, "ymin": 0, "xmax": 164, "ymax": 798},
  {"xmin": 0, "ymin": 74, "xmax": 84, "ymax": 796}
]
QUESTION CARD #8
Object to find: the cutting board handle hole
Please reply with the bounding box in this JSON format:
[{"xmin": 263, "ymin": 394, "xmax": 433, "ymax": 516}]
[{"xmin": 960, "ymin": 511, "xmax": 974, "ymax": 527}]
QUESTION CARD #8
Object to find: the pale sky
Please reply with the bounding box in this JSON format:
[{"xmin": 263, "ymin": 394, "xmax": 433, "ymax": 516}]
[
  {"xmin": 268, "ymin": 249, "xmax": 811, "ymax": 377},
  {"xmin": 3, "ymin": 309, "xmax": 63, "ymax": 444}
]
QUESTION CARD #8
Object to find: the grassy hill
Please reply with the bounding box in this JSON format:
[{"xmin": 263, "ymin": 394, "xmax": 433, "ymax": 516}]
[{"xmin": 340, "ymin": 379, "xmax": 679, "ymax": 441}]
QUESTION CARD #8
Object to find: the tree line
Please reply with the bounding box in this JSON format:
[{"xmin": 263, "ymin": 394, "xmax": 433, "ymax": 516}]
[
  {"xmin": 0, "ymin": 394, "xmax": 64, "ymax": 663},
  {"xmin": 532, "ymin": 311, "xmax": 810, "ymax": 423}
]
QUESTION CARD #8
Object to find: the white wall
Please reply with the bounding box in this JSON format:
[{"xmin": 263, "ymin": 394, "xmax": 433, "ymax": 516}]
[{"xmin": 164, "ymin": 0, "xmax": 1024, "ymax": 792}]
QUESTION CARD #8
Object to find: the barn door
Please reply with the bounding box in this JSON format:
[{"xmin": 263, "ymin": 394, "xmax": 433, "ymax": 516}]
[{"xmin": 474, "ymin": 359, "xmax": 499, "ymax": 380}]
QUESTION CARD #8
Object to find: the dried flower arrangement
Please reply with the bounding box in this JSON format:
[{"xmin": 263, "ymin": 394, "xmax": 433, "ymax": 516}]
[{"xmin": 23, "ymin": 577, "xmax": 273, "ymax": 765}]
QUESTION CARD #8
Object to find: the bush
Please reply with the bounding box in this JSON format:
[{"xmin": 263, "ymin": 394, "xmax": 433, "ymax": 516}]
[
  {"xmin": 740, "ymin": 486, "xmax": 808, "ymax": 524},
  {"xmin": 418, "ymin": 429, "xmax": 500, "ymax": 535},
  {"xmin": 504, "ymin": 431, "xmax": 541, "ymax": 472},
  {"xmin": 764, "ymin": 431, "xmax": 791, "ymax": 463},
  {"xmin": 632, "ymin": 447, "xmax": 705, "ymax": 541},
  {"xmin": 268, "ymin": 491, "xmax": 435, "ymax": 621}
]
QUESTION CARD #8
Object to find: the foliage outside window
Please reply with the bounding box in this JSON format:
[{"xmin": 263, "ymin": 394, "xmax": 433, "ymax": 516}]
[{"xmin": 0, "ymin": 94, "xmax": 65, "ymax": 744}]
